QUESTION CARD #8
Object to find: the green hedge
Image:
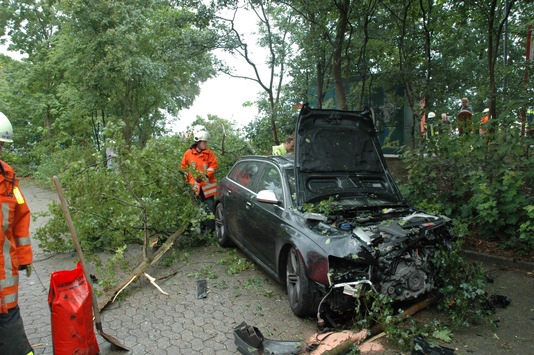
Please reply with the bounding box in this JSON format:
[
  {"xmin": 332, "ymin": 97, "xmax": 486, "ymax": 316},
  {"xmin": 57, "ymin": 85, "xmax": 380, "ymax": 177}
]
[{"xmin": 400, "ymin": 126, "xmax": 533, "ymax": 253}]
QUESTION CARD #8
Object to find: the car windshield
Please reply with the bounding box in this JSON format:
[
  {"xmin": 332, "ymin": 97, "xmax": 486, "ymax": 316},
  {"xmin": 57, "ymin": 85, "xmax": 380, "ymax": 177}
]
[{"xmin": 305, "ymin": 189, "xmax": 403, "ymax": 210}]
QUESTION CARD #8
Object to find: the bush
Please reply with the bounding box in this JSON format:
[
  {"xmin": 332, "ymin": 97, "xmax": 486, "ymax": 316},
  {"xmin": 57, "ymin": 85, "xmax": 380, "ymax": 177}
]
[
  {"xmin": 400, "ymin": 124, "xmax": 534, "ymax": 251},
  {"xmin": 33, "ymin": 116, "xmax": 253, "ymax": 254},
  {"xmin": 34, "ymin": 136, "xmax": 206, "ymax": 253}
]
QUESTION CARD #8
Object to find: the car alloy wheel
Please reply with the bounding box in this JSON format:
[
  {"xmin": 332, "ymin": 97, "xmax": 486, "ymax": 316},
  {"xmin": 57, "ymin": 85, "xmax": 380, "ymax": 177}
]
[{"xmin": 286, "ymin": 247, "xmax": 316, "ymax": 317}]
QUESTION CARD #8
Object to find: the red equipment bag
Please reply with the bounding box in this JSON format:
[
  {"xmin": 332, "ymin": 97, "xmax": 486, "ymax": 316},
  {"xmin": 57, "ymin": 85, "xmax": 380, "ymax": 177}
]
[{"xmin": 48, "ymin": 262, "xmax": 100, "ymax": 355}]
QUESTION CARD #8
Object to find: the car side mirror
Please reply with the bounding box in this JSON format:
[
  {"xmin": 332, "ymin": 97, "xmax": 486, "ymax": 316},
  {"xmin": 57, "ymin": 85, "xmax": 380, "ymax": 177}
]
[{"xmin": 256, "ymin": 190, "xmax": 279, "ymax": 204}]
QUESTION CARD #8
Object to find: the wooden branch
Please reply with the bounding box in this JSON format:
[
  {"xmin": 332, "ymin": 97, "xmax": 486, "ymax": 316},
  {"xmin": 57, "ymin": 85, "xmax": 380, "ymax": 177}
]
[
  {"xmin": 97, "ymin": 225, "xmax": 186, "ymax": 312},
  {"xmin": 112, "ymin": 275, "xmax": 138, "ymax": 303},
  {"xmin": 144, "ymin": 273, "xmax": 169, "ymax": 296},
  {"xmin": 368, "ymin": 296, "xmax": 435, "ymax": 336},
  {"xmin": 321, "ymin": 297, "xmax": 436, "ymax": 355}
]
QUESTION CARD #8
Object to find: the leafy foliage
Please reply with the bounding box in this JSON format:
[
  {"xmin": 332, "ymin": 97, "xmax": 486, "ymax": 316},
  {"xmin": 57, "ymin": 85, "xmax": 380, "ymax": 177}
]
[
  {"xmin": 433, "ymin": 245, "xmax": 492, "ymax": 328},
  {"xmin": 400, "ymin": 121, "xmax": 533, "ymax": 251},
  {"xmin": 302, "ymin": 196, "xmax": 335, "ymax": 216},
  {"xmin": 354, "ymin": 244, "xmax": 491, "ymax": 350},
  {"xmin": 34, "ymin": 135, "xmax": 205, "ymax": 253},
  {"xmin": 519, "ymin": 205, "xmax": 534, "ymax": 249},
  {"xmin": 217, "ymin": 249, "xmax": 254, "ymax": 275}
]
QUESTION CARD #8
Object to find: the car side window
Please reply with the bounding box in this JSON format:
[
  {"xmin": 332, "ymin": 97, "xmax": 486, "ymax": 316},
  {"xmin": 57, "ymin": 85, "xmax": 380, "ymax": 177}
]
[
  {"xmin": 228, "ymin": 162, "xmax": 259, "ymax": 190},
  {"xmin": 260, "ymin": 165, "xmax": 283, "ymax": 203}
]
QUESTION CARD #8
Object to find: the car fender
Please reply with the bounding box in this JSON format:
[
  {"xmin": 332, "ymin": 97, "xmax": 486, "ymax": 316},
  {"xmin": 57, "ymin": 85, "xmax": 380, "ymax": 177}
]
[{"xmin": 276, "ymin": 224, "xmax": 331, "ymax": 286}]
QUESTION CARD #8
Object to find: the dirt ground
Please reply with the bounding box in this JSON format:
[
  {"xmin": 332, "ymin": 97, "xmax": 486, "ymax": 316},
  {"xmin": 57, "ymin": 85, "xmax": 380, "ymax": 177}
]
[{"xmin": 20, "ymin": 178, "xmax": 534, "ymax": 354}]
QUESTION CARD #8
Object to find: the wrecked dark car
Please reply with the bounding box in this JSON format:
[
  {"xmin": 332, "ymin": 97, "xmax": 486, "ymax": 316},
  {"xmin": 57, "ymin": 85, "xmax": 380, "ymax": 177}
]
[{"xmin": 215, "ymin": 104, "xmax": 454, "ymax": 320}]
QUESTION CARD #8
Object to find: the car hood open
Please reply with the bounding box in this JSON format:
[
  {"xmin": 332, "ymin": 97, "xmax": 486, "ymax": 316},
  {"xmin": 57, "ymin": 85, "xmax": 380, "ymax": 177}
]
[{"xmin": 294, "ymin": 104, "xmax": 403, "ymax": 206}]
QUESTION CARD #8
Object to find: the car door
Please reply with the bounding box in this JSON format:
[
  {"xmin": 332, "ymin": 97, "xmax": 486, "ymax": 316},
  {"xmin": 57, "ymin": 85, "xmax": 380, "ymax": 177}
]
[
  {"xmin": 241, "ymin": 163, "xmax": 285, "ymax": 273},
  {"xmin": 222, "ymin": 161, "xmax": 261, "ymax": 247}
]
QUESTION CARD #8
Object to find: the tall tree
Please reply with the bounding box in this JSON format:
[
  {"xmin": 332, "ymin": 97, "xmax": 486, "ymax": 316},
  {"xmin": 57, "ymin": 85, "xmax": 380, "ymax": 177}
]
[
  {"xmin": 1, "ymin": 0, "xmax": 217, "ymax": 151},
  {"xmin": 214, "ymin": 0, "xmax": 295, "ymax": 144},
  {"xmin": 481, "ymin": 0, "xmax": 516, "ymax": 121},
  {"xmin": 53, "ymin": 0, "xmax": 216, "ymax": 147}
]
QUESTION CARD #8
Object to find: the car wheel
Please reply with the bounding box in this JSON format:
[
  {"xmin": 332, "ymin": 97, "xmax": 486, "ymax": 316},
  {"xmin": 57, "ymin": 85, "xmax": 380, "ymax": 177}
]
[
  {"xmin": 286, "ymin": 247, "xmax": 317, "ymax": 317},
  {"xmin": 215, "ymin": 203, "xmax": 233, "ymax": 247}
]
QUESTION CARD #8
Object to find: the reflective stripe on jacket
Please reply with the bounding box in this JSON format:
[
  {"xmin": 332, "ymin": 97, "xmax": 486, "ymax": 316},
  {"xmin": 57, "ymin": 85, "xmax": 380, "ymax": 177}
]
[
  {"xmin": 181, "ymin": 147, "xmax": 218, "ymax": 198},
  {"xmin": 0, "ymin": 161, "xmax": 32, "ymax": 313}
]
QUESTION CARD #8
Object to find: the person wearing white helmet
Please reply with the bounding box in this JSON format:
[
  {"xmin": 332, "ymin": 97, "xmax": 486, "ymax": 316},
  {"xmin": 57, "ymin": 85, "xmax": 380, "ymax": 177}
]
[
  {"xmin": 0, "ymin": 112, "xmax": 35, "ymax": 355},
  {"xmin": 426, "ymin": 112, "xmax": 439, "ymax": 139},
  {"xmin": 181, "ymin": 128, "xmax": 218, "ymax": 231}
]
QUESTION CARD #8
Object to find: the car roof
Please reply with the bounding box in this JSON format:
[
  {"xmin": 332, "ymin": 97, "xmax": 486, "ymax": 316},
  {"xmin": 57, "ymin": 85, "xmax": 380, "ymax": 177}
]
[{"xmin": 238, "ymin": 155, "xmax": 294, "ymax": 170}]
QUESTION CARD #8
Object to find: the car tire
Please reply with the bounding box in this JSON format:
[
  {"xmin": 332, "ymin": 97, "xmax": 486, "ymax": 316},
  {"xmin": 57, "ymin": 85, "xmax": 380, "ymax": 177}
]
[
  {"xmin": 215, "ymin": 203, "xmax": 234, "ymax": 247},
  {"xmin": 286, "ymin": 247, "xmax": 317, "ymax": 317}
]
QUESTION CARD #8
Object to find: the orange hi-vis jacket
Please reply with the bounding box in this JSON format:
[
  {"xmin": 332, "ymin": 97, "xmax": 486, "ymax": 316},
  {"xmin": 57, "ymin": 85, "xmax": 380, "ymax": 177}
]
[
  {"xmin": 0, "ymin": 161, "xmax": 32, "ymax": 313},
  {"xmin": 181, "ymin": 147, "xmax": 218, "ymax": 198}
]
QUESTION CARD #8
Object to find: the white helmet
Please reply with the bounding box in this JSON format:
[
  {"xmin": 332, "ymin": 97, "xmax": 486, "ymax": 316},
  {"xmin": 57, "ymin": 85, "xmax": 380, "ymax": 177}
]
[
  {"xmin": 427, "ymin": 112, "xmax": 436, "ymax": 119},
  {"xmin": 194, "ymin": 130, "xmax": 211, "ymax": 142},
  {"xmin": 0, "ymin": 112, "xmax": 14, "ymax": 143}
]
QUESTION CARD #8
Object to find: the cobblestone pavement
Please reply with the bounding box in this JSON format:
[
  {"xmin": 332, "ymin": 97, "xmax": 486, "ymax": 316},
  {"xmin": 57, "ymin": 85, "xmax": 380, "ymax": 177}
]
[
  {"xmin": 17, "ymin": 179, "xmax": 534, "ymax": 355},
  {"xmin": 18, "ymin": 180, "xmax": 317, "ymax": 355}
]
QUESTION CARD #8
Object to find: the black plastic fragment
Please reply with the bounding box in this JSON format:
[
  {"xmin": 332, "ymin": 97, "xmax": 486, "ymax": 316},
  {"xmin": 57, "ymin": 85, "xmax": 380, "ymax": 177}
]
[
  {"xmin": 197, "ymin": 279, "xmax": 207, "ymax": 299},
  {"xmin": 412, "ymin": 335, "xmax": 455, "ymax": 355},
  {"xmin": 233, "ymin": 321, "xmax": 303, "ymax": 355}
]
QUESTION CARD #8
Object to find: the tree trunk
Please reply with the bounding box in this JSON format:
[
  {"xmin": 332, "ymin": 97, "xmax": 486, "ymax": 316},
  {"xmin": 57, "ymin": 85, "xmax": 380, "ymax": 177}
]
[{"xmin": 332, "ymin": 0, "xmax": 350, "ymax": 110}]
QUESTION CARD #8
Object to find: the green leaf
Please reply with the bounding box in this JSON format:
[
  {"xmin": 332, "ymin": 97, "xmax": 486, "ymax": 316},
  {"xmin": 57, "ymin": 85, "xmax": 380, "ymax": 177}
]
[{"xmin": 432, "ymin": 329, "xmax": 453, "ymax": 343}]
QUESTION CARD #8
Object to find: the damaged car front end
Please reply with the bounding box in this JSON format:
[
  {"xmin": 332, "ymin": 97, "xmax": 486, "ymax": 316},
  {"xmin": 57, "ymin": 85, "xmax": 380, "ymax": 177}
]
[
  {"xmin": 308, "ymin": 209, "xmax": 454, "ymax": 317},
  {"xmin": 293, "ymin": 104, "xmax": 455, "ymax": 317}
]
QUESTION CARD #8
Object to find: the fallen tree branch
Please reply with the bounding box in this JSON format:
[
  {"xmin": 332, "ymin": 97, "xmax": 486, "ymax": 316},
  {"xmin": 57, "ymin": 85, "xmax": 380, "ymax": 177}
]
[
  {"xmin": 321, "ymin": 297, "xmax": 436, "ymax": 355},
  {"xmin": 368, "ymin": 296, "xmax": 435, "ymax": 336},
  {"xmin": 97, "ymin": 225, "xmax": 186, "ymax": 311},
  {"xmin": 112, "ymin": 275, "xmax": 138, "ymax": 303},
  {"xmin": 144, "ymin": 273, "xmax": 169, "ymax": 296}
]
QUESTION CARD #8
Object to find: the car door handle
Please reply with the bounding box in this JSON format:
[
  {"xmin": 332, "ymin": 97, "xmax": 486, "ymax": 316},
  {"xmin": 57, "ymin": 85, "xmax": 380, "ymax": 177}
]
[{"xmin": 245, "ymin": 202, "xmax": 252, "ymax": 209}]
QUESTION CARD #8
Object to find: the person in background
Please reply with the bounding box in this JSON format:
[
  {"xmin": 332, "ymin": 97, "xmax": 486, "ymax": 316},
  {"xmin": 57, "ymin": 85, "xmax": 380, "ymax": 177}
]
[
  {"xmin": 272, "ymin": 134, "xmax": 295, "ymax": 155},
  {"xmin": 527, "ymin": 108, "xmax": 534, "ymax": 137},
  {"xmin": 106, "ymin": 147, "xmax": 117, "ymax": 170},
  {"xmin": 426, "ymin": 112, "xmax": 438, "ymax": 139},
  {"xmin": 458, "ymin": 97, "xmax": 473, "ymax": 135},
  {"xmin": 0, "ymin": 112, "xmax": 34, "ymax": 355},
  {"xmin": 480, "ymin": 108, "xmax": 490, "ymax": 136},
  {"xmin": 439, "ymin": 113, "xmax": 453, "ymax": 134},
  {"xmin": 181, "ymin": 128, "xmax": 218, "ymax": 231}
]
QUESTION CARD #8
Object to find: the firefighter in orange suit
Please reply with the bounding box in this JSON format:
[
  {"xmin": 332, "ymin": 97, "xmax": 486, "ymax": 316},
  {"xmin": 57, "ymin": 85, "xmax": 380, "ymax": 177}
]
[
  {"xmin": 181, "ymin": 129, "xmax": 218, "ymax": 230},
  {"xmin": 0, "ymin": 112, "xmax": 34, "ymax": 355}
]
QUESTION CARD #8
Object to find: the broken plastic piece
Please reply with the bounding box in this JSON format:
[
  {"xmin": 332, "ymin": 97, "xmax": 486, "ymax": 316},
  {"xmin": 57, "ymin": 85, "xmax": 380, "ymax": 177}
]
[
  {"xmin": 197, "ymin": 279, "xmax": 208, "ymax": 299},
  {"xmin": 233, "ymin": 321, "xmax": 303, "ymax": 355},
  {"xmin": 412, "ymin": 335, "xmax": 455, "ymax": 355},
  {"xmin": 489, "ymin": 294, "xmax": 511, "ymax": 308}
]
